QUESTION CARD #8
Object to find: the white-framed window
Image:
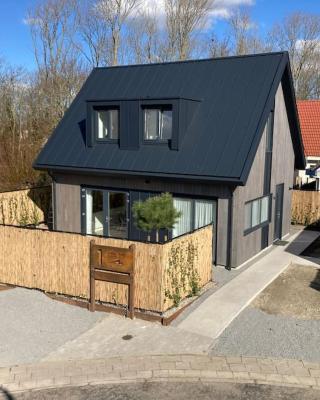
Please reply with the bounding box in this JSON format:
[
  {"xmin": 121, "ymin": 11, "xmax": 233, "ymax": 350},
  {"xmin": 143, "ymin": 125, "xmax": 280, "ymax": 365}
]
[
  {"xmin": 144, "ymin": 107, "xmax": 172, "ymax": 141},
  {"xmin": 96, "ymin": 108, "xmax": 119, "ymax": 140},
  {"xmin": 244, "ymin": 195, "xmax": 270, "ymax": 232}
]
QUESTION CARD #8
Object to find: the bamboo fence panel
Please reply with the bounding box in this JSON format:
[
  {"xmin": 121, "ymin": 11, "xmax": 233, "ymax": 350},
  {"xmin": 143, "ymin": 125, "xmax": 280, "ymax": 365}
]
[
  {"xmin": 0, "ymin": 224, "xmax": 212, "ymax": 313},
  {"xmin": 291, "ymin": 190, "xmax": 320, "ymax": 226},
  {"xmin": 0, "ymin": 187, "xmax": 51, "ymax": 226},
  {"xmin": 161, "ymin": 225, "xmax": 213, "ymax": 310}
]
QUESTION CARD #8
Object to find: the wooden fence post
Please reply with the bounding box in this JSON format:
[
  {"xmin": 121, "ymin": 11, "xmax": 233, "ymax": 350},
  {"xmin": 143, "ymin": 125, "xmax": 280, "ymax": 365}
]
[
  {"xmin": 89, "ymin": 240, "xmax": 96, "ymax": 312},
  {"xmin": 129, "ymin": 244, "xmax": 135, "ymax": 319}
]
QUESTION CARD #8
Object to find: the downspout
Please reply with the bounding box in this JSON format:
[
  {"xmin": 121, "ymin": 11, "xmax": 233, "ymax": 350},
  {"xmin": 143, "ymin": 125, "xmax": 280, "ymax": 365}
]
[
  {"xmin": 226, "ymin": 192, "xmax": 234, "ymax": 270},
  {"xmin": 48, "ymin": 171, "xmax": 55, "ymax": 231}
]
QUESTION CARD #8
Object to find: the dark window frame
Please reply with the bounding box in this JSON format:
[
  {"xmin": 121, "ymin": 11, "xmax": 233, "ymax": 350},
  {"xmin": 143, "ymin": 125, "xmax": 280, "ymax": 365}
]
[
  {"xmin": 244, "ymin": 194, "xmax": 272, "ymax": 236},
  {"xmin": 94, "ymin": 106, "xmax": 120, "ymax": 143},
  {"xmin": 142, "ymin": 105, "xmax": 173, "ymax": 143},
  {"xmin": 139, "ymin": 99, "xmax": 179, "ymax": 147},
  {"xmin": 86, "ymin": 100, "xmax": 121, "ymax": 146}
]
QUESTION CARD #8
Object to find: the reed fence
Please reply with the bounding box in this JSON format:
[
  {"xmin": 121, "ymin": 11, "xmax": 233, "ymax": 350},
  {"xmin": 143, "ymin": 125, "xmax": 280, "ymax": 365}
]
[
  {"xmin": 0, "ymin": 186, "xmax": 51, "ymax": 226},
  {"xmin": 0, "ymin": 224, "xmax": 212, "ymax": 313},
  {"xmin": 291, "ymin": 190, "xmax": 320, "ymax": 226}
]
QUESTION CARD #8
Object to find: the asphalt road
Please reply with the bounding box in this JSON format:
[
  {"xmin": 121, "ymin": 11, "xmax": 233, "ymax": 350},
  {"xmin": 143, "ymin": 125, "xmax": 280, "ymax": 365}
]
[{"xmin": 6, "ymin": 383, "xmax": 320, "ymax": 400}]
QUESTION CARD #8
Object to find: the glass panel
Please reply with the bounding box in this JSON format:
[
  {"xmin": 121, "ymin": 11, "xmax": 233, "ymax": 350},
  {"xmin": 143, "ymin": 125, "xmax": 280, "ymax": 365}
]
[
  {"xmin": 97, "ymin": 109, "xmax": 118, "ymax": 139},
  {"xmin": 109, "ymin": 109, "xmax": 119, "ymax": 139},
  {"xmin": 144, "ymin": 109, "xmax": 159, "ymax": 140},
  {"xmin": 109, "ymin": 192, "xmax": 127, "ymax": 239},
  {"xmin": 86, "ymin": 190, "xmax": 104, "ymax": 235},
  {"xmin": 195, "ymin": 200, "xmax": 214, "ymax": 229},
  {"xmin": 260, "ymin": 196, "xmax": 269, "ymax": 223},
  {"xmin": 245, "ymin": 202, "xmax": 251, "ymax": 230},
  {"xmin": 251, "ymin": 199, "xmax": 261, "ymax": 227},
  {"xmin": 172, "ymin": 198, "xmax": 192, "ymax": 238},
  {"xmin": 160, "ymin": 109, "xmax": 172, "ymax": 140}
]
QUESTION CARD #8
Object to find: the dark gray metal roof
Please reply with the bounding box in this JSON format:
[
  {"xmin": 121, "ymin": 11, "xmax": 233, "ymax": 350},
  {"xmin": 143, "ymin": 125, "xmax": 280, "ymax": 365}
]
[{"xmin": 34, "ymin": 52, "xmax": 305, "ymax": 185}]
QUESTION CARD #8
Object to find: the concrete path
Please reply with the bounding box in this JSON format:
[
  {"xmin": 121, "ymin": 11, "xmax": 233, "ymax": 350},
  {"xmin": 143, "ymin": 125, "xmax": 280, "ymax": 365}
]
[
  {"xmin": 42, "ymin": 313, "xmax": 211, "ymax": 362},
  {"xmin": 1, "ymin": 354, "xmax": 320, "ymax": 394},
  {"xmin": 177, "ymin": 229, "xmax": 320, "ymax": 339}
]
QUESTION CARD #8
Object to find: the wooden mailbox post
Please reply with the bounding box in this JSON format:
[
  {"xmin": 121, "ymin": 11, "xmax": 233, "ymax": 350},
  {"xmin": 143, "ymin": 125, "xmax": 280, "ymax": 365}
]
[{"xmin": 89, "ymin": 241, "xmax": 135, "ymax": 319}]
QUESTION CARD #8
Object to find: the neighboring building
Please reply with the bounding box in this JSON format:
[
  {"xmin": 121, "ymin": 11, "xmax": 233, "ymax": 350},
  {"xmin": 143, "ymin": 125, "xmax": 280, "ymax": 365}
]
[
  {"xmin": 296, "ymin": 100, "xmax": 320, "ymax": 187},
  {"xmin": 34, "ymin": 52, "xmax": 305, "ymax": 269}
]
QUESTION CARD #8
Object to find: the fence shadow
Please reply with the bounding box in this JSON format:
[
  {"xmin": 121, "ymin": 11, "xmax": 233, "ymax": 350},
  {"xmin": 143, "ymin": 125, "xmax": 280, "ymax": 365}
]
[
  {"xmin": 0, "ymin": 387, "xmax": 15, "ymax": 400},
  {"xmin": 310, "ymin": 268, "xmax": 320, "ymax": 292},
  {"xmin": 27, "ymin": 186, "xmax": 51, "ymax": 225},
  {"xmin": 285, "ymin": 227, "xmax": 320, "ymax": 266}
]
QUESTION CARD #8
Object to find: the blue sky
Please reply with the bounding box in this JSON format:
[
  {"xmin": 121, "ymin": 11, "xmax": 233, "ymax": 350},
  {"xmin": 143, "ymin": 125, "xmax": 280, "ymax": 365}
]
[{"xmin": 0, "ymin": 0, "xmax": 319, "ymax": 70}]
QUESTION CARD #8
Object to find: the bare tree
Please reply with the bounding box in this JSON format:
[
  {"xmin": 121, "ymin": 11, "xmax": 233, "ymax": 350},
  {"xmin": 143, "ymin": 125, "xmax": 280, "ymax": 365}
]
[
  {"xmin": 0, "ymin": 62, "xmax": 46, "ymax": 190},
  {"xmin": 126, "ymin": 7, "xmax": 163, "ymax": 64},
  {"xmin": 227, "ymin": 9, "xmax": 264, "ymax": 55},
  {"xmin": 164, "ymin": 0, "xmax": 214, "ymax": 61},
  {"xmin": 208, "ymin": 33, "xmax": 230, "ymax": 58},
  {"xmin": 96, "ymin": 0, "xmax": 142, "ymax": 66},
  {"xmin": 268, "ymin": 12, "xmax": 320, "ymax": 99},
  {"xmin": 74, "ymin": 0, "xmax": 109, "ymax": 67},
  {"xmin": 27, "ymin": 0, "xmax": 86, "ymax": 122}
]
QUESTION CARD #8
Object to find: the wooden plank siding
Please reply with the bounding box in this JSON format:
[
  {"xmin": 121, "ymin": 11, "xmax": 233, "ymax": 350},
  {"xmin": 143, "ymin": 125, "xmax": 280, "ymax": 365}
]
[
  {"xmin": 231, "ymin": 82, "xmax": 295, "ymax": 267},
  {"xmin": 0, "ymin": 224, "xmax": 212, "ymax": 313}
]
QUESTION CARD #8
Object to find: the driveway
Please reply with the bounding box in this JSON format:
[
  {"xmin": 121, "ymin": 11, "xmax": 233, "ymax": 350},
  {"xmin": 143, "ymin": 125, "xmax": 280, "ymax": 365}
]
[
  {"xmin": 0, "ymin": 288, "xmax": 105, "ymax": 367},
  {"xmin": 211, "ymin": 263, "xmax": 320, "ymax": 362},
  {"xmin": 0, "ymin": 287, "xmax": 211, "ymax": 367}
]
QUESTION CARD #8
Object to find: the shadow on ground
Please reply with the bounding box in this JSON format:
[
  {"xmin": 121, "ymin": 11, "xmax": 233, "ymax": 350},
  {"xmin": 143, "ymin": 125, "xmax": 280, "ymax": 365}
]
[{"xmin": 0, "ymin": 387, "xmax": 15, "ymax": 400}]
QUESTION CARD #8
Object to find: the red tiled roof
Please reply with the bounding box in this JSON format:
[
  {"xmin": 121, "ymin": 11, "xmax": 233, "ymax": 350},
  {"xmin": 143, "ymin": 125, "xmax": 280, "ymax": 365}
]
[{"xmin": 297, "ymin": 100, "xmax": 320, "ymax": 157}]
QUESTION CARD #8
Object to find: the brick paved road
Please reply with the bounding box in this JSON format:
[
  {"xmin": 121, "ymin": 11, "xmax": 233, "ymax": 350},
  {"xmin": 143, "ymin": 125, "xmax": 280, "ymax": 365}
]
[
  {"xmin": 8, "ymin": 382, "xmax": 320, "ymax": 400},
  {"xmin": 1, "ymin": 354, "xmax": 320, "ymax": 396}
]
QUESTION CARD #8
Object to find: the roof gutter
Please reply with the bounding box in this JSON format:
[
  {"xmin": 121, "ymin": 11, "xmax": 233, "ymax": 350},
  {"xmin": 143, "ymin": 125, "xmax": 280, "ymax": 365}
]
[{"xmin": 33, "ymin": 163, "xmax": 243, "ymax": 186}]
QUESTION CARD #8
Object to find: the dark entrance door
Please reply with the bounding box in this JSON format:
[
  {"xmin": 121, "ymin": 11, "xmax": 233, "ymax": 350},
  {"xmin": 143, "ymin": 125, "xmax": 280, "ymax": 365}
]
[{"xmin": 274, "ymin": 183, "xmax": 284, "ymax": 241}]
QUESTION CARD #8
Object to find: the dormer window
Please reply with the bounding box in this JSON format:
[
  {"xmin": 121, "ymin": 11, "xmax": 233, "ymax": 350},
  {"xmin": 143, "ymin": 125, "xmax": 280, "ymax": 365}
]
[
  {"xmin": 96, "ymin": 108, "xmax": 119, "ymax": 140},
  {"xmin": 143, "ymin": 107, "xmax": 172, "ymax": 141}
]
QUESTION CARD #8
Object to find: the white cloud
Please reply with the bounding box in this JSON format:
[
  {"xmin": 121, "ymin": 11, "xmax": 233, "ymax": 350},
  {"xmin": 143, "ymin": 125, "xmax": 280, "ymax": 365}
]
[
  {"xmin": 296, "ymin": 39, "xmax": 320, "ymax": 52},
  {"xmin": 137, "ymin": 0, "xmax": 255, "ymax": 22}
]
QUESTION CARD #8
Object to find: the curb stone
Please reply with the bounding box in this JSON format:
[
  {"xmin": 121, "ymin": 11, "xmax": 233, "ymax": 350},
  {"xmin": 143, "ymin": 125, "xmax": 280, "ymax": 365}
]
[{"xmin": 1, "ymin": 354, "xmax": 320, "ymax": 394}]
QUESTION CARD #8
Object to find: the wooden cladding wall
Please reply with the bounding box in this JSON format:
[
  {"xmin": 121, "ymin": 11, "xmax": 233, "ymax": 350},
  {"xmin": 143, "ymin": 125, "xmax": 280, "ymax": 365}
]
[
  {"xmin": 291, "ymin": 190, "xmax": 320, "ymax": 226},
  {"xmin": 0, "ymin": 186, "xmax": 51, "ymax": 226},
  {"xmin": 0, "ymin": 224, "xmax": 212, "ymax": 313}
]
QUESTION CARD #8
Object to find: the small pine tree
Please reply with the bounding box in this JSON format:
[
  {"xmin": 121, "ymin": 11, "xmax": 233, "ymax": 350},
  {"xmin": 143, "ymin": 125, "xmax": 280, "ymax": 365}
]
[{"xmin": 132, "ymin": 193, "xmax": 181, "ymax": 242}]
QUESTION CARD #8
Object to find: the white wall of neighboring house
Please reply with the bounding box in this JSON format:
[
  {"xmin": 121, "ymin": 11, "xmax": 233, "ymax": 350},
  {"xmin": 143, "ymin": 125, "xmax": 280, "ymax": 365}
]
[{"xmin": 296, "ymin": 155, "xmax": 320, "ymax": 187}]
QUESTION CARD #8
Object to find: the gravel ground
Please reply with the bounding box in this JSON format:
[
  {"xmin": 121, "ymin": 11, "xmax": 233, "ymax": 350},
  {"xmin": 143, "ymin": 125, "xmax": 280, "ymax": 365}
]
[
  {"xmin": 0, "ymin": 288, "xmax": 105, "ymax": 367},
  {"xmin": 210, "ymin": 307, "xmax": 320, "ymax": 362}
]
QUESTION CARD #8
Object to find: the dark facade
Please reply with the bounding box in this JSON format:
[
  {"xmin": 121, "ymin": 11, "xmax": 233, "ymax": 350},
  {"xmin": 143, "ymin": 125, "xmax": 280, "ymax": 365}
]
[{"xmin": 34, "ymin": 52, "xmax": 305, "ymax": 268}]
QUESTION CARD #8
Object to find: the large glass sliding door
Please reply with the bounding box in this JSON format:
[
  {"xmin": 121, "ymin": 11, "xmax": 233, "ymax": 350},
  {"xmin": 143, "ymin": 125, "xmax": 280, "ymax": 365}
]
[
  {"xmin": 84, "ymin": 189, "xmax": 128, "ymax": 239},
  {"xmin": 86, "ymin": 189, "xmax": 104, "ymax": 236},
  {"xmin": 108, "ymin": 192, "xmax": 128, "ymax": 238}
]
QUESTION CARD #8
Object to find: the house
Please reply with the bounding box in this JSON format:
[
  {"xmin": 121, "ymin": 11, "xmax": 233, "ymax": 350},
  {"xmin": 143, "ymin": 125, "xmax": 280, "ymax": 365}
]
[
  {"xmin": 296, "ymin": 100, "xmax": 320, "ymax": 188},
  {"xmin": 34, "ymin": 52, "xmax": 305, "ymax": 269}
]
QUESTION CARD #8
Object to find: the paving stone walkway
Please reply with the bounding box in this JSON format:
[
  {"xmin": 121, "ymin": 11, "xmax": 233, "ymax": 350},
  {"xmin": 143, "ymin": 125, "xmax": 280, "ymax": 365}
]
[{"xmin": 1, "ymin": 354, "xmax": 320, "ymax": 395}]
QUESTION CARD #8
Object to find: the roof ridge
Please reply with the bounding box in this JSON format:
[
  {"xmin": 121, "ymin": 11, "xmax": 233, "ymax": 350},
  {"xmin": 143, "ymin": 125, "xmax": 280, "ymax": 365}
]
[
  {"xmin": 297, "ymin": 99, "xmax": 320, "ymax": 103},
  {"xmin": 93, "ymin": 51, "xmax": 286, "ymax": 71}
]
